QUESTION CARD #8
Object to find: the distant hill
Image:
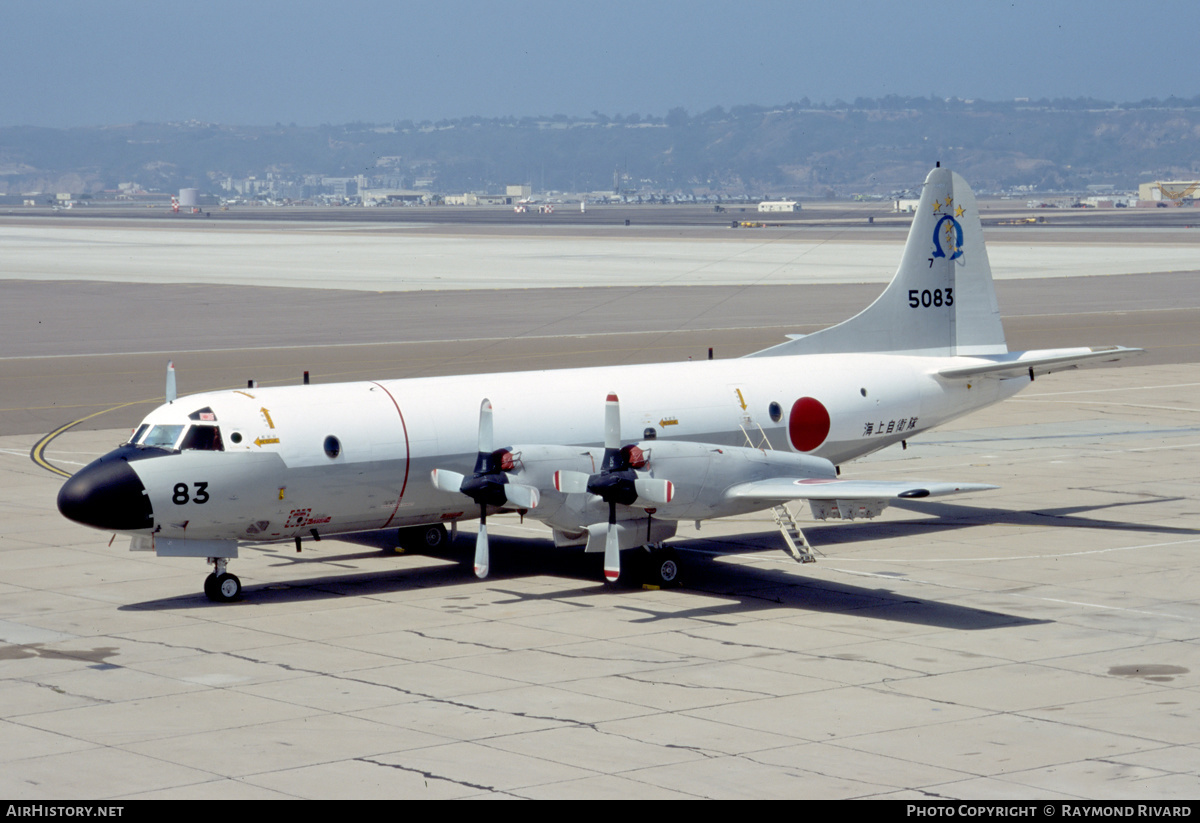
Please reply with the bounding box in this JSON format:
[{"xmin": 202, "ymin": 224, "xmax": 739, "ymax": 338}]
[{"xmin": 3, "ymin": 95, "xmax": 1200, "ymax": 198}]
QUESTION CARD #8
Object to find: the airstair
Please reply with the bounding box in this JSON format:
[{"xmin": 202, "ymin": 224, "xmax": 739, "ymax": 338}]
[{"xmin": 739, "ymin": 421, "xmax": 818, "ymax": 564}]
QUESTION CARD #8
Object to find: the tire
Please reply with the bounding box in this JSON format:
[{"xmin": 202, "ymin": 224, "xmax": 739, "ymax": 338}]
[
  {"xmin": 399, "ymin": 523, "xmax": 449, "ymax": 551},
  {"xmin": 420, "ymin": 523, "xmax": 448, "ymax": 550},
  {"xmin": 206, "ymin": 572, "xmax": 241, "ymax": 602},
  {"xmin": 646, "ymin": 547, "xmax": 680, "ymax": 587}
]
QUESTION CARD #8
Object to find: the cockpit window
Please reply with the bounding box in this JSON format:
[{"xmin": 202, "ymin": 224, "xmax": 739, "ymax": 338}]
[
  {"xmin": 180, "ymin": 425, "xmax": 224, "ymax": 452},
  {"xmin": 141, "ymin": 424, "xmax": 185, "ymax": 448},
  {"xmin": 129, "ymin": 424, "xmax": 150, "ymax": 445}
]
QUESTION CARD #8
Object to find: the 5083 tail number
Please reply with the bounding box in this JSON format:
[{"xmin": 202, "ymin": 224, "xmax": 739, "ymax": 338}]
[{"xmin": 908, "ymin": 288, "xmax": 953, "ymax": 309}]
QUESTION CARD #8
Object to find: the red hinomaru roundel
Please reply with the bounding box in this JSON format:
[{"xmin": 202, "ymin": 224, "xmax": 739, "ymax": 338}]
[{"xmin": 788, "ymin": 397, "xmax": 830, "ymax": 452}]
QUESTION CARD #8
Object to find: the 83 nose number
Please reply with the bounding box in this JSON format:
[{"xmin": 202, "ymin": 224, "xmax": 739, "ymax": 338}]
[{"xmin": 172, "ymin": 482, "xmax": 210, "ymax": 505}]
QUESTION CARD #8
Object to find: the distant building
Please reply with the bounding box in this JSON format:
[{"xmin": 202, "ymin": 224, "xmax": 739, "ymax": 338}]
[
  {"xmin": 1139, "ymin": 181, "xmax": 1200, "ymax": 203},
  {"xmin": 1081, "ymin": 195, "xmax": 1133, "ymax": 208},
  {"xmin": 361, "ymin": 189, "xmax": 428, "ymax": 206},
  {"xmin": 758, "ymin": 200, "xmax": 800, "ymax": 213},
  {"xmin": 444, "ymin": 193, "xmax": 515, "ymax": 206},
  {"xmin": 322, "ymin": 177, "xmax": 358, "ymax": 197}
]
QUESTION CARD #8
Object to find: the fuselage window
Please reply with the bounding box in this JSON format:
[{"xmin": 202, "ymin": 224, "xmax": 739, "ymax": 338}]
[
  {"xmin": 324, "ymin": 435, "xmax": 341, "ymax": 458},
  {"xmin": 180, "ymin": 425, "xmax": 224, "ymax": 452}
]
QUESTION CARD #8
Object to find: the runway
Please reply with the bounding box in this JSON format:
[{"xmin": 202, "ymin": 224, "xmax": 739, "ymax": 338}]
[
  {"xmin": 1, "ymin": 217, "xmax": 1198, "ymax": 798},
  {"xmin": 4, "ymin": 219, "xmax": 1200, "ymax": 293}
]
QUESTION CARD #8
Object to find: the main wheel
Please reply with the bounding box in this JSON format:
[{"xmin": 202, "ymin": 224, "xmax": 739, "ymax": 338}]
[
  {"xmin": 645, "ymin": 547, "xmax": 681, "ymax": 587},
  {"xmin": 205, "ymin": 572, "xmax": 241, "ymax": 602},
  {"xmin": 419, "ymin": 523, "xmax": 448, "ymax": 550},
  {"xmin": 399, "ymin": 523, "xmax": 449, "ymax": 552}
]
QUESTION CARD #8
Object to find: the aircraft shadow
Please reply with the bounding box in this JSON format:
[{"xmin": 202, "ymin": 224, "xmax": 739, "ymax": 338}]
[
  {"xmin": 806, "ymin": 495, "xmax": 1199, "ymax": 548},
  {"xmin": 122, "ymin": 531, "xmax": 1044, "ymax": 631}
]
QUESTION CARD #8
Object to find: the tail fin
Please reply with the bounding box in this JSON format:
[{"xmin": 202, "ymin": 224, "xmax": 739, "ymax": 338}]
[{"xmin": 748, "ymin": 166, "xmax": 1007, "ymax": 358}]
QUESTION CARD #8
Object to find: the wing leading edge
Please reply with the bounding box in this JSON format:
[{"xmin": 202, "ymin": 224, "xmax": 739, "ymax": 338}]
[{"xmin": 726, "ymin": 478, "xmax": 998, "ymax": 504}]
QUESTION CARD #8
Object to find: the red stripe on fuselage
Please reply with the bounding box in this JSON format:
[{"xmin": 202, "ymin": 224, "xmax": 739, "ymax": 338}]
[{"xmin": 371, "ymin": 382, "xmax": 411, "ymax": 528}]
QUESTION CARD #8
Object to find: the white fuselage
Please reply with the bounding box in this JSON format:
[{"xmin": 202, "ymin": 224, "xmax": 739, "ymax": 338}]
[{"xmin": 119, "ymin": 352, "xmax": 1022, "ymax": 543}]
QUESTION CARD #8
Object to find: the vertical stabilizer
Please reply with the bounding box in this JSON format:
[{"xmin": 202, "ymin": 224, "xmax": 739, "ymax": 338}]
[{"xmin": 748, "ymin": 166, "xmax": 1007, "ymax": 358}]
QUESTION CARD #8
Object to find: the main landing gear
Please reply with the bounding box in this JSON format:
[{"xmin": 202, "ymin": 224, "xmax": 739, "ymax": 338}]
[
  {"xmin": 397, "ymin": 523, "xmax": 449, "ymax": 552},
  {"xmin": 204, "ymin": 557, "xmax": 242, "ymax": 603},
  {"xmin": 635, "ymin": 544, "xmax": 681, "ymax": 588}
]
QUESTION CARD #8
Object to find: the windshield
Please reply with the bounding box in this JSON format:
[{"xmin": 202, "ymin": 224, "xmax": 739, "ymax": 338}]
[{"xmin": 140, "ymin": 424, "xmax": 185, "ymax": 448}]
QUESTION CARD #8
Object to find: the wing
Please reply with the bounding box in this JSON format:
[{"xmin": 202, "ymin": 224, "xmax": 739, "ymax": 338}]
[
  {"xmin": 725, "ymin": 477, "xmax": 997, "ymax": 521},
  {"xmin": 725, "ymin": 478, "xmax": 997, "ymax": 504}
]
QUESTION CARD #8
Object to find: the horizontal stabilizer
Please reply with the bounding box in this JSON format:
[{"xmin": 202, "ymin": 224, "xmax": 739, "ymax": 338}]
[
  {"xmin": 726, "ymin": 478, "xmax": 997, "ymax": 503},
  {"xmin": 939, "ymin": 346, "xmax": 1144, "ymax": 380}
]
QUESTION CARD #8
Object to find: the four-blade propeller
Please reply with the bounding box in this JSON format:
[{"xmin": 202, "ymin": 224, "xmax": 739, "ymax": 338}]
[
  {"xmin": 554, "ymin": 392, "xmax": 672, "ymax": 582},
  {"xmin": 431, "ymin": 399, "xmax": 540, "ymax": 579}
]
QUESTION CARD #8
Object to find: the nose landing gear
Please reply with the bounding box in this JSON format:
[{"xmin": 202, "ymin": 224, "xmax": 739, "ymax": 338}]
[{"xmin": 204, "ymin": 557, "xmax": 242, "ymax": 602}]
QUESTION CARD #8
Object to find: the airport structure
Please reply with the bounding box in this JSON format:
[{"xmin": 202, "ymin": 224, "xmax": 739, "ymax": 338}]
[
  {"xmin": 757, "ymin": 200, "xmax": 800, "ymax": 213},
  {"xmin": 1138, "ymin": 180, "xmax": 1200, "ymax": 203}
]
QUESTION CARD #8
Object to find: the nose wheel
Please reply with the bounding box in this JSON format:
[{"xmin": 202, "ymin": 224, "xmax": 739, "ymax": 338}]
[{"xmin": 204, "ymin": 558, "xmax": 242, "ymax": 602}]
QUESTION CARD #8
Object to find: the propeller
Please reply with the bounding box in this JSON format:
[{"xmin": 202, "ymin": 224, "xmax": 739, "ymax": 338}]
[
  {"xmin": 430, "ymin": 398, "xmax": 540, "ymax": 579},
  {"xmin": 555, "ymin": 392, "xmax": 672, "ymax": 582}
]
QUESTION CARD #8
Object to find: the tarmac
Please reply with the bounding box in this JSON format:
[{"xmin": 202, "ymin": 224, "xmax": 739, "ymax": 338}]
[{"xmin": 1, "ymin": 217, "xmax": 1198, "ymax": 798}]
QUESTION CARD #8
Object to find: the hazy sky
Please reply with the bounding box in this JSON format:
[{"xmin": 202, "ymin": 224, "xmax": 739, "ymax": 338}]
[{"xmin": 5, "ymin": 0, "xmax": 1198, "ymax": 127}]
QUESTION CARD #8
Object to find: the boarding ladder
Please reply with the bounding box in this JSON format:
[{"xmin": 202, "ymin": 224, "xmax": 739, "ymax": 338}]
[{"xmin": 739, "ymin": 421, "xmax": 818, "ymax": 564}]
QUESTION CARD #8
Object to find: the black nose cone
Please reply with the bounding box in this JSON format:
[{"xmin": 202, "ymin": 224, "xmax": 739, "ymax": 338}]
[{"xmin": 58, "ymin": 446, "xmax": 155, "ymax": 531}]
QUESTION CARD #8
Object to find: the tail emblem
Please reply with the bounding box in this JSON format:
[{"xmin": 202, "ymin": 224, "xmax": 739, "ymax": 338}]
[{"xmin": 932, "ymin": 200, "xmax": 965, "ymax": 261}]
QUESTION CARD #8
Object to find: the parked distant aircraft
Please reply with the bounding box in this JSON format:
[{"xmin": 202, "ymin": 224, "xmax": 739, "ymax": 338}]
[
  {"xmin": 58, "ymin": 166, "xmax": 1141, "ymax": 601},
  {"xmin": 514, "ymin": 197, "xmax": 554, "ymax": 214}
]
